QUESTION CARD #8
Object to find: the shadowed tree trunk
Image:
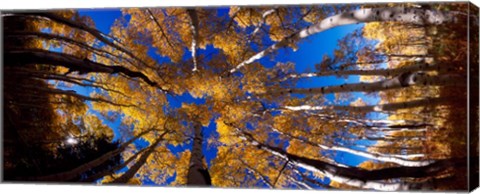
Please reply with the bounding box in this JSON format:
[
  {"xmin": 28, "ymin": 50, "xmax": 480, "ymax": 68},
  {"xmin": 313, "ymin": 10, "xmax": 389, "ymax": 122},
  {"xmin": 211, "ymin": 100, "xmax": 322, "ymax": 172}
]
[
  {"xmin": 20, "ymin": 129, "xmax": 154, "ymax": 181},
  {"xmin": 187, "ymin": 123, "xmax": 211, "ymax": 186},
  {"xmin": 82, "ymin": 148, "xmax": 147, "ymax": 182},
  {"xmin": 5, "ymin": 49, "xmax": 168, "ymax": 92},
  {"xmin": 110, "ymin": 131, "xmax": 169, "ymax": 184},
  {"xmin": 6, "ymin": 31, "xmax": 141, "ymax": 69},
  {"xmin": 4, "ymin": 12, "xmax": 149, "ymax": 66}
]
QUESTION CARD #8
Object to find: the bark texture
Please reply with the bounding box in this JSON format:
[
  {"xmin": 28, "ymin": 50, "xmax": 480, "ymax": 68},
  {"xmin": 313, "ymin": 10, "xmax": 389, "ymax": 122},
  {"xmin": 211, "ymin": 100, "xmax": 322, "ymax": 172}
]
[
  {"xmin": 274, "ymin": 73, "xmax": 464, "ymax": 95},
  {"xmin": 233, "ymin": 125, "xmax": 469, "ymax": 191},
  {"xmin": 282, "ymin": 97, "xmax": 449, "ymax": 113},
  {"xmin": 186, "ymin": 9, "xmax": 200, "ymax": 72},
  {"xmin": 229, "ymin": 7, "xmax": 457, "ymax": 73},
  {"xmin": 187, "ymin": 123, "xmax": 211, "ymax": 186}
]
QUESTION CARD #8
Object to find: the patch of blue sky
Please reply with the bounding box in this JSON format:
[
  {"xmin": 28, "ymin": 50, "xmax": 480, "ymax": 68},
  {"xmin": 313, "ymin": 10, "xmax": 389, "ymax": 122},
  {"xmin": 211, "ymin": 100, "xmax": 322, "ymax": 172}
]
[
  {"xmin": 54, "ymin": 81, "xmax": 130, "ymax": 143},
  {"xmin": 266, "ymin": 132, "xmax": 289, "ymax": 149},
  {"xmin": 77, "ymin": 9, "xmax": 126, "ymax": 50},
  {"xmin": 275, "ymin": 24, "xmax": 365, "ymax": 71},
  {"xmin": 78, "ymin": 9, "xmax": 122, "ymax": 34},
  {"xmin": 203, "ymin": 120, "xmax": 219, "ymax": 167},
  {"xmin": 333, "ymin": 150, "xmax": 373, "ymax": 167},
  {"xmin": 216, "ymin": 7, "xmax": 230, "ymax": 17},
  {"xmin": 39, "ymin": 27, "xmax": 62, "ymax": 52},
  {"xmin": 166, "ymin": 143, "xmax": 190, "ymax": 158},
  {"xmin": 148, "ymin": 47, "xmax": 173, "ymax": 64},
  {"xmin": 165, "ymin": 92, "xmax": 206, "ymax": 109},
  {"xmin": 300, "ymin": 169, "xmax": 331, "ymax": 186}
]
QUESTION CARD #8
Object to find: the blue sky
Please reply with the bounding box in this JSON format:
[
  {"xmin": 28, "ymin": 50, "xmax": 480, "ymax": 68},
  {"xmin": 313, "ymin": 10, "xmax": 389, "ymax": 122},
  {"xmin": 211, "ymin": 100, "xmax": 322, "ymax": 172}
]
[{"xmin": 74, "ymin": 7, "xmax": 379, "ymax": 185}]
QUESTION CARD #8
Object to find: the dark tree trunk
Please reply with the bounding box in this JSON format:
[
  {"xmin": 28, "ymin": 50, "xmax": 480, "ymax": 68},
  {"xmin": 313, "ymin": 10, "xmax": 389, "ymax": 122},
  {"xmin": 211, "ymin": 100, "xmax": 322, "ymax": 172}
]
[
  {"xmin": 20, "ymin": 129, "xmax": 154, "ymax": 181},
  {"xmin": 5, "ymin": 49, "xmax": 167, "ymax": 92},
  {"xmin": 187, "ymin": 123, "xmax": 211, "ymax": 186},
  {"xmin": 110, "ymin": 131, "xmax": 168, "ymax": 184}
]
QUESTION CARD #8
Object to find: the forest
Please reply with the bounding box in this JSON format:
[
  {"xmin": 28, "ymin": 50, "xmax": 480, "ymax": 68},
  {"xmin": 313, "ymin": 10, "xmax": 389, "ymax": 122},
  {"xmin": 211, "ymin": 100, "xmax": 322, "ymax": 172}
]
[{"xmin": 1, "ymin": 2, "xmax": 479, "ymax": 191}]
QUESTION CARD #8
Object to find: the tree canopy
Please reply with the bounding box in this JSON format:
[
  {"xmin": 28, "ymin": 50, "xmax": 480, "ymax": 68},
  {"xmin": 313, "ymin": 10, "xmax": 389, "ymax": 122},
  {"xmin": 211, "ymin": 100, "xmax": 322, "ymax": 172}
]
[{"xmin": 2, "ymin": 2, "xmax": 478, "ymax": 191}]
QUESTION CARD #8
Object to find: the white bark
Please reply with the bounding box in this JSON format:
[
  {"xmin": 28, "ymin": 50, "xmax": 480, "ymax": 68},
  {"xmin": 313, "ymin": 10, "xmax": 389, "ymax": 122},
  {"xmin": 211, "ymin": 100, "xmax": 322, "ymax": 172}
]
[
  {"xmin": 311, "ymin": 113, "xmax": 413, "ymax": 127},
  {"xmin": 270, "ymin": 127, "xmax": 431, "ymax": 167},
  {"xmin": 229, "ymin": 7, "xmax": 457, "ymax": 73},
  {"xmin": 281, "ymin": 62, "xmax": 439, "ymax": 81},
  {"xmin": 248, "ymin": 8, "xmax": 277, "ymax": 42},
  {"xmin": 309, "ymin": 114, "xmax": 429, "ymax": 132},
  {"xmin": 319, "ymin": 145, "xmax": 428, "ymax": 164},
  {"xmin": 286, "ymin": 176, "xmax": 313, "ymax": 189},
  {"xmin": 274, "ymin": 73, "xmax": 464, "ymax": 95},
  {"xmin": 240, "ymin": 161, "xmax": 273, "ymax": 188},
  {"xmin": 187, "ymin": 10, "xmax": 200, "ymax": 72},
  {"xmin": 272, "ymin": 127, "xmax": 346, "ymax": 167},
  {"xmin": 281, "ymin": 97, "xmax": 448, "ymax": 113},
  {"xmin": 231, "ymin": 124, "xmax": 458, "ymax": 191},
  {"xmin": 284, "ymin": 105, "xmax": 326, "ymax": 111},
  {"xmin": 291, "ymin": 161, "xmax": 409, "ymax": 191},
  {"xmin": 240, "ymin": 131, "xmax": 410, "ymax": 191}
]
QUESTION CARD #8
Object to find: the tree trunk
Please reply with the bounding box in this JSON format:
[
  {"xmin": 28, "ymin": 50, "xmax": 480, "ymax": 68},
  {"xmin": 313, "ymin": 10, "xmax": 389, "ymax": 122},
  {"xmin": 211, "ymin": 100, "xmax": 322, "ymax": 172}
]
[
  {"xmin": 273, "ymin": 73, "xmax": 464, "ymax": 95},
  {"xmin": 308, "ymin": 112, "xmax": 432, "ymax": 130},
  {"xmin": 282, "ymin": 97, "xmax": 449, "ymax": 113},
  {"xmin": 5, "ymin": 49, "xmax": 168, "ymax": 92},
  {"xmin": 281, "ymin": 62, "xmax": 439, "ymax": 81},
  {"xmin": 145, "ymin": 9, "xmax": 175, "ymax": 49},
  {"xmin": 239, "ymin": 158, "xmax": 273, "ymax": 188},
  {"xmin": 248, "ymin": 8, "xmax": 277, "ymax": 43},
  {"xmin": 6, "ymin": 12, "xmax": 151, "ymax": 67},
  {"xmin": 82, "ymin": 148, "xmax": 147, "ymax": 182},
  {"xmin": 110, "ymin": 131, "xmax": 169, "ymax": 184},
  {"xmin": 187, "ymin": 123, "xmax": 211, "ymax": 186},
  {"xmin": 19, "ymin": 85, "xmax": 137, "ymax": 108},
  {"xmin": 186, "ymin": 9, "xmax": 199, "ymax": 72},
  {"xmin": 236, "ymin": 126, "xmax": 469, "ymax": 191},
  {"xmin": 6, "ymin": 31, "xmax": 139, "ymax": 69},
  {"xmin": 21, "ymin": 129, "xmax": 154, "ymax": 181},
  {"xmin": 270, "ymin": 127, "xmax": 430, "ymax": 166},
  {"xmin": 229, "ymin": 7, "xmax": 457, "ymax": 73}
]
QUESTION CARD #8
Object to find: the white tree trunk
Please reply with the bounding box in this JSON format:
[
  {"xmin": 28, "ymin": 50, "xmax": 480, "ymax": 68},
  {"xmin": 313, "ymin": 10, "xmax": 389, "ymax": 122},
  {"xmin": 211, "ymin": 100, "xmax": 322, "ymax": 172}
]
[
  {"xmin": 273, "ymin": 73, "xmax": 464, "ymax": 95},
  {"xmin": 286, "ymin": 176, "xmax": 313, "ymax": 189},
  {"xmin": 248, "ymin": 8, "xmax": 277, "ymax": 42},
  {"xmin": 281, "ymin": 62, "xmax": 439, "ymax": 81},
  {"xmin": 235, "ymin": 127, "xmax": 410, "ymax": 191},
  {"xmin": 282, "ymin": 97, "xmax": 448, "ymax": 113},
  {"xmin": 187, "ymin": 9, "xmax": 200, "ymax": 72},
  {"xmin": 308, "ymin": 113, "xmax": 430, "ymax": 131},
  {"xmin": 270, "ymin": 127, "xmax": 431, "ymax": 167},
  {"xmin": 229, "ymin": 7, "xmax": 457, "ymax": 73}
]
